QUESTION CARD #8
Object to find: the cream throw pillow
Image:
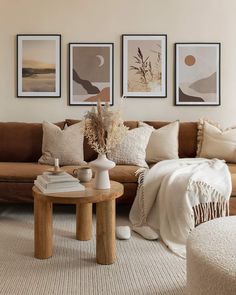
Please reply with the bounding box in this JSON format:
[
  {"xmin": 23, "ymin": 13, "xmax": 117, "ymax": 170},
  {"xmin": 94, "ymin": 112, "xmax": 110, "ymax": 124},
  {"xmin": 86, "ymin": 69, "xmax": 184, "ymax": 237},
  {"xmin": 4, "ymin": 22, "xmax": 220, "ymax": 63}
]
[
  {"xmin": 39, "ymin": 121, "xmax": 86, "ymax": 166},
  {"xmin": 198, "ymin": 121, "xmax": 236, "ymax": 163},
  {"xmin": 140, "ymin": 121, "xmax": 179, "ymax": 163},
  {"xmin": 108, "ymin": 125, "xmax": 153, "ymax": 167},
  {"xmin": 197, "ymin": 118, "xmax": 220, "ymax": 156}
]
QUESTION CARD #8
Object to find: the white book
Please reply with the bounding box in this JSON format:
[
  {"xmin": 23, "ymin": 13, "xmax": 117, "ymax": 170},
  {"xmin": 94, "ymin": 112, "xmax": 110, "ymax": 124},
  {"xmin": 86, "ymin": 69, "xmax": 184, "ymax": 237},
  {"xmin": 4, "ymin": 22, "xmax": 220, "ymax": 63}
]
[
  {"xmin": 34, "ymin": 180, "xmax": 85, "ymax": 194},
  {"xmin": 42, "ymin": 172, "xmax": 77, "ymax": 183},
  {"xmin": 37, "ymin": 176, "xmax": 80, "ymax": 189}
]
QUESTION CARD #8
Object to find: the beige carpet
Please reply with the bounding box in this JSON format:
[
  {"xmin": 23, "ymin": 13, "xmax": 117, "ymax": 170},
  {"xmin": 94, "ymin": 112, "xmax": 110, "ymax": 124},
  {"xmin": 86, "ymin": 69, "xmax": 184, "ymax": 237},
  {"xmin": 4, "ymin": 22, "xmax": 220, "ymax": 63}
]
[{"xmin": 0, "ymin": 205, "xmax": 186, "ymax": 295}]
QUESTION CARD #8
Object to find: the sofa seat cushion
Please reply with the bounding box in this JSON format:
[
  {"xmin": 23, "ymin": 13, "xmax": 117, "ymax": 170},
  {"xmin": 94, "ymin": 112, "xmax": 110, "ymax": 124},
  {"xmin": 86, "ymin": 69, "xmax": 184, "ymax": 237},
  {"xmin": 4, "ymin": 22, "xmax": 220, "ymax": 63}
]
[
  {"xmin": 0, "ymin": 163, "xmax": 86, "ymax": 183},
  {"xmin": 227, "ymin": 164, "xmax": 236, "ymax": 196},
  {"xmin": 61, "ymin": 164, "xmax": 139, "ymax": 183},
  {"xmin": 109, "ymin": 165, "xmax": 139, "ymax": 183},
  {"xmin": 0, "ymin": 163, "xmax": 53, "ymax": 182},
  {"xmin": 0, "ymin": 163, "xmax": 139, "ymax": 184}
]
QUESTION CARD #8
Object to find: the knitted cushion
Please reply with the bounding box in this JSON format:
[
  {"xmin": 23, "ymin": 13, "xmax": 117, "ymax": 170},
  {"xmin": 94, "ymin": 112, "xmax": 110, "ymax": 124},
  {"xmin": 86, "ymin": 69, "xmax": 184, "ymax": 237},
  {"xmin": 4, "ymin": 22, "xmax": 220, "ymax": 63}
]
[
  {"xmin": 187, "ymin": 217, "xmax": 236, "ymax": 295},
  {"xmin": 108, "ymin": 125, "xmax": 153, "ymax": 168}
]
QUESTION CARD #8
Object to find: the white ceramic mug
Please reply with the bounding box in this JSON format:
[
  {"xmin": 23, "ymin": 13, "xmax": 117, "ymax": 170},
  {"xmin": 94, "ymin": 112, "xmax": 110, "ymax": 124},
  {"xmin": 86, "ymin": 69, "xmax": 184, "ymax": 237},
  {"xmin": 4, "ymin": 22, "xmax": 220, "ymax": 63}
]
[{"xmin": 73, "ymin": 167, "xmax": 92, "ymax": 182}]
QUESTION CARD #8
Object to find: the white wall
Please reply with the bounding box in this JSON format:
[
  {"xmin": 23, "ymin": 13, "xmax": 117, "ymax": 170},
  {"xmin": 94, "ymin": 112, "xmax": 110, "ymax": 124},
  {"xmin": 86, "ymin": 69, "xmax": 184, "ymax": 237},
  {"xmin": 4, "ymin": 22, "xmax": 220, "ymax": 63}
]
[{"xmin": 0, "ymin": 0, "xmax": 235, "ymax": 126}]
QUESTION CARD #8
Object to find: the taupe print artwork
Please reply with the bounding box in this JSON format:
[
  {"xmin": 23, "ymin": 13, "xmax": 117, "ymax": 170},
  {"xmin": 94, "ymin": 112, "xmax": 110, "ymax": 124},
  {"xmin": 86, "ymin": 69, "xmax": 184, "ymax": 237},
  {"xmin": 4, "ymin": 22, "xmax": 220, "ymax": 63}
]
[
  {"xmin": 22, "ymin": 40, "xmax": 56, "ymax": 92},
  {"xmin": 17, "ymin": 35, "xmax": 61, "ymax": 97},
  {"xmin": 128, "ymin": 40, "xmax": 162, "ymax": 93},
  {"xmin": 122, "ymin": 35, "xmax": 167, "ymax": 98},
  {"xmin": 70, "ymin": 44, "xmax": 113, "ymax": 105},
  {"xmin": 175, "ymin": 43, "xmax": 220, "ymax": 105}
]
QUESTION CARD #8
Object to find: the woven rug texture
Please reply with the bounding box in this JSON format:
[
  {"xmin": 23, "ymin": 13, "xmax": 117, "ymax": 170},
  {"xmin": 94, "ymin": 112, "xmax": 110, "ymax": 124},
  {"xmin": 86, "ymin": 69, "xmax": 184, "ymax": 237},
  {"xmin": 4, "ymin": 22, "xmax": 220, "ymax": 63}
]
[{"xmin": 0, "ymin": 205, "xmax": 186, "ymax": 295}]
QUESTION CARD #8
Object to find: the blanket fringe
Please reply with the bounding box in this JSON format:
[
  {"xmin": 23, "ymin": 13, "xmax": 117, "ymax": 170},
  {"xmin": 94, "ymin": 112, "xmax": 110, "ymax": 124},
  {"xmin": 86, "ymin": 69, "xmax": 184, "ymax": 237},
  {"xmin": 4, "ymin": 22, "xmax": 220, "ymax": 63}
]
[
  {"xmin": 193, "ymin": 201, "xmax": 229, "ymax": 226},
  {"xmin": 188, "ymin": 180, "xmax": 227, "ymax": 203},
  {"xmin": 133, "ymin": 170, "xmax": 230, "ymax": 228},
  {"xmin": 133, "ymin": 168, "xmax": 148, "ymax": 226},
  {"xmin": 188, "ymin": 180, "xmax": 229, "ymax": 226}
]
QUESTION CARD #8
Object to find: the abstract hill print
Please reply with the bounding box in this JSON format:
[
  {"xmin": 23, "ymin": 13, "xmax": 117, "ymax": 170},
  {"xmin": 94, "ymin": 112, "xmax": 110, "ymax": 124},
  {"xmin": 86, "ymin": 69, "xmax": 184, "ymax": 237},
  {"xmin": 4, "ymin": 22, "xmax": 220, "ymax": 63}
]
[
  {"xmin": 175, "ymin": 43, "xmax": 220, "ymax": 106},
  {"xmin": 69, "ymin": 43, "xmax": 113, "ymax": 105}
]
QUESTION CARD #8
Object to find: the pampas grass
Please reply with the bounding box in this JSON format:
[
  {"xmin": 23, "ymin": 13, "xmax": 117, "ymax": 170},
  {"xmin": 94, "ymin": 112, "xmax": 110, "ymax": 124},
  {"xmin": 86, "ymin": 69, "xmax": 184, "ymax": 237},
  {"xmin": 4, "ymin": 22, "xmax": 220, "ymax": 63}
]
[{"xmin": 84, "ymin": 100, "xmax": 128, "ymax": 155}]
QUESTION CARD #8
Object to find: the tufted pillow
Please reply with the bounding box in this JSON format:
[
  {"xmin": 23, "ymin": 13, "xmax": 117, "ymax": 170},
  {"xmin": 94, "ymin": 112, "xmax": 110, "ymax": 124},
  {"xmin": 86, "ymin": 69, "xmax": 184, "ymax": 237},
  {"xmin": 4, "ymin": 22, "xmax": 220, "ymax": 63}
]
[
  {"xmin": 108, "ymin": 125, "xmax": 153, "ymax": 167},
  {"xmin": 198, "ymin": 121, "xmax": 236, "ymax": 163},
  {"xmin": 39, "ymin": 121, "xmax": 86, "ymax": 166},
  {"xmin": 140, "ymin": 121, "xmax": 179, "ymax": 163}
]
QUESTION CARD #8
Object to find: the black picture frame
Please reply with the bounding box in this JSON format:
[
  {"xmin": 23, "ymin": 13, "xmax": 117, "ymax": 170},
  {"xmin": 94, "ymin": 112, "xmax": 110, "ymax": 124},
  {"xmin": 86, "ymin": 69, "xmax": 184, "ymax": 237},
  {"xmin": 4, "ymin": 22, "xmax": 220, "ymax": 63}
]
[
  {"xmin": 69, "ymin": 42, "xmax": 114, "ymax": 106},
  {"xmin": 122, "ymin": 34, "xmax": 167, "ymax": 98},
  {"xmin": 175, "ymin": 42, "xmax": 221, "ymax": 106},
  {"xmin": 17, "ymin": 34, "xmax": 61, "ymax": 98}
]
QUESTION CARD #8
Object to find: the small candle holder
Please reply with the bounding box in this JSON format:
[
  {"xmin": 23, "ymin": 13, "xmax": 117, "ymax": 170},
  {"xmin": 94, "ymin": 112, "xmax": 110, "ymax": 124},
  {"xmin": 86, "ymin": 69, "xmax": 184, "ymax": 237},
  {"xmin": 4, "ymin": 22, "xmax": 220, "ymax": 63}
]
[{"xmin": 47, "ymin": 158, "xmax": 63, "ymax": 175}]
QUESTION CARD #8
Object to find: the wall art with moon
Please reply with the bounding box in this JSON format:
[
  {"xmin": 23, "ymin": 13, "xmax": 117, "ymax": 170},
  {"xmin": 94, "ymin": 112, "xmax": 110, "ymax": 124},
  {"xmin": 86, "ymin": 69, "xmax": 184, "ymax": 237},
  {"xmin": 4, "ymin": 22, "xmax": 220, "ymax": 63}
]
[
  {"xmin": 122, "ymin": 34, "xmax": 167, "ymax": 98},
  {"xmin": 17, "ymin": 34, "xmax": 61, "ymax": 98},
  {"xmin": 69, "ymin": 43, "xmax": 114, "ymax": 105},
  {"xmin": 175, "ymin": 43, "xmax": 221, "ymax": 106}
]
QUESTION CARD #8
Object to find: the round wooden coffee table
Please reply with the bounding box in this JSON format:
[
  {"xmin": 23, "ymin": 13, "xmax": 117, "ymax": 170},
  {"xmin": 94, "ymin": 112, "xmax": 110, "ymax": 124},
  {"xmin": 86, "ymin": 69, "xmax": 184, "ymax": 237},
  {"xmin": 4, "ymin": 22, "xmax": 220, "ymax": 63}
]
[{"xmin": 32, "ymin": 181, "xmax": 124, "ymax": 265}]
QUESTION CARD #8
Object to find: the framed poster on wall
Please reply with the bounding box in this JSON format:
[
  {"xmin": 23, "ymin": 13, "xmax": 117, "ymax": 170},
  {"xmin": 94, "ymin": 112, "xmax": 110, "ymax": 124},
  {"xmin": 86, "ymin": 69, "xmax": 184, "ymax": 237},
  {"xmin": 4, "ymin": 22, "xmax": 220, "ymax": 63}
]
[
  {"xmin": 122, "ymin": 34, "xmax": 167, "ymax": 98},
  {"xmin": 17, "ymin": 34, "xmax": 61, "ymax": 98},
  {"xmin": 175, "ymin": 43, "xmax": 221, "ymax": 106},
  {"xmin": 69, "ymin": 43, "xmax": 114, "ymax": 106}
]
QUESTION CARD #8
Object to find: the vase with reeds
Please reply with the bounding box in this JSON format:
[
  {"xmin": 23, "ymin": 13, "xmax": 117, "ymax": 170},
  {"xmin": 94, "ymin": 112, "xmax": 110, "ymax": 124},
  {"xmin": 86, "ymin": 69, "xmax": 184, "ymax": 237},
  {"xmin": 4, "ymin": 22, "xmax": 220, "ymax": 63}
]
[
  {"xmin": 84, "ymin": 100, "xmax": 128, "ymax": 189},
  {"xmin": 90, "ymin": 154, "xmax": 115, "ymax": 189}
]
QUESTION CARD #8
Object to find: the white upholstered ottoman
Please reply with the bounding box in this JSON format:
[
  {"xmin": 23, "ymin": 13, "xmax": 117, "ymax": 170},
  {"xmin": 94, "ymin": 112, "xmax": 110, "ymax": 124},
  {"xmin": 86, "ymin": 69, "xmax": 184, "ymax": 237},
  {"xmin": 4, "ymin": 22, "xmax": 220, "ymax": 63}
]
[{"xmin": 186, "ymin": 216, "xmax": 236, "ymax": 295}]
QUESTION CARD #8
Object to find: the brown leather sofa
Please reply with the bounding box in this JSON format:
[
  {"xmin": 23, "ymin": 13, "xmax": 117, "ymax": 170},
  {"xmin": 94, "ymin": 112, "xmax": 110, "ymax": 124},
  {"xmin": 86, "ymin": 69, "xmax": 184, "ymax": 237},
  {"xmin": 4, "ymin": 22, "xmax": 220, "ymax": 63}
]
[{"xmin": 0, "ymin": 120, "xmax": 235, "ymax": 215}]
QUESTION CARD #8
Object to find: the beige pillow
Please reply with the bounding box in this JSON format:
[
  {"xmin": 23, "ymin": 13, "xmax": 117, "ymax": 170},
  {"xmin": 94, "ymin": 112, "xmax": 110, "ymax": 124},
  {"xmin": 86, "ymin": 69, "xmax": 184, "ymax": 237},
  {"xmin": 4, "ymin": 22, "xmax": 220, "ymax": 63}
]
[
  {"xmin": 197, "ymin": 118, "xmax": 220, "ymax": 156},
  {"xmin": 107, "ymin": 125, "xmax": 153, "ymax": 167},
  {"xmin": 39, "ymin": 121, "xmax": 86, "ymax": 166},
  {"xmin": 198, "ymin": 121, "xmax": 236, "ymax": 163},
  {"xmin": 140, "ymin": 121, "xmax": 179, "ymax": 163}
]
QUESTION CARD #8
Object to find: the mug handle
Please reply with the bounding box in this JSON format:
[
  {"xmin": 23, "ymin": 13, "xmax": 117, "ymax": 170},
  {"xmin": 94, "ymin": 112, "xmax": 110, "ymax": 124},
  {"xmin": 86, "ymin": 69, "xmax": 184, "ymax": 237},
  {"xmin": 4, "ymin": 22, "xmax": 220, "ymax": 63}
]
[{"xmin": 73, "ymin": 169, "xmax": 78, "ymax": 177}]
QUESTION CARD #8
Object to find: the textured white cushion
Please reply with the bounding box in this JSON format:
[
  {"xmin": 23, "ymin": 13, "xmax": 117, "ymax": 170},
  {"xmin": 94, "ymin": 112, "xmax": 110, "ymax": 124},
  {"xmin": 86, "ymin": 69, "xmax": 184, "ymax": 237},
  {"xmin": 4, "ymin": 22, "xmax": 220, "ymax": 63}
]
[
  {"xmin": 140, "ymin": 121, "xmax": 179, "ymax": 163},
  {"xmin": 198, "ymin": 121, "xmax": 236, "ymax": 163},
  {"xmin": 39, "ymin": 121, "xmax": 86, "ymax": 166},
  {"xmin": 187, "ymin": 217, "xmax": 236, "ymax": 295},
  {"xmin": 108, "ymin": 125, "xmax": 153, "ymax": 167}
]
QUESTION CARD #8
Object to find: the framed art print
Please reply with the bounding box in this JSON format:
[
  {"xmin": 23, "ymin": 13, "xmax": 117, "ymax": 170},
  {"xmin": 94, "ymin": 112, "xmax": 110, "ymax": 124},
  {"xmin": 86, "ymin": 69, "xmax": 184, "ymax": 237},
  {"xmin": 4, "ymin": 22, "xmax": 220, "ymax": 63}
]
[
  {"xmin": 69, "ymin": 43, "xmax": 114, "ymax": 106},
  {"xmin": 175, "ymin": 43, "xmax": 221, "ymax": 106},
  {"xmin": 122, "ymin": 34, "xmax": 167, "ymax": 98},
  {"xmin": 17, "ymin": 34, "xmax": 61, "ymax": 98}
]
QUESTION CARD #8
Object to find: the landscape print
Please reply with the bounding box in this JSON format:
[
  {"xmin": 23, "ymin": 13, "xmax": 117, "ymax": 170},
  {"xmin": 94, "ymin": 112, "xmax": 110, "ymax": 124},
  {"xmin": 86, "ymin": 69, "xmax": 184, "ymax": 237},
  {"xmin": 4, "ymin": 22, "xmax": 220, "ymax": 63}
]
[
  {"xmin": 175, "ymin": 43, "xmax": 220, "ymax": 105},
  {"xmin": 123, "ymin": 35, "xmax": 167, "ymax": 97},
  {"xmin": 70, "ymin": 43, "xmax": 113, "ymax": 105},
  {"xmin": 17, "ymin": 35, "xmax": 61, "ymax": 97}
]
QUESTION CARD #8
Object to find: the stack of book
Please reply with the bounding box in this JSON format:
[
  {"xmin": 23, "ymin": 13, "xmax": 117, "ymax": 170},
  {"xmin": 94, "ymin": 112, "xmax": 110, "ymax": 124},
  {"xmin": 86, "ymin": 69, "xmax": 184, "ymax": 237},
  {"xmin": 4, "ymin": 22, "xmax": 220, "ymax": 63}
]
[{"xmin": 34, "ymin": 172, "xmax": 85, "ymax": 193}]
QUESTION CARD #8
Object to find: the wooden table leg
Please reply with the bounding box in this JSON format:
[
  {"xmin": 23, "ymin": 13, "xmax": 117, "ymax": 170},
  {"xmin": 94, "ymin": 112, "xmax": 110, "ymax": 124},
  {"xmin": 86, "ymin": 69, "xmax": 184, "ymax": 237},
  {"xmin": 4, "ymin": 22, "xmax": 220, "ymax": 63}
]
[
  {"xmin": 96, "ymin": 199, "xmax": 115, "ymax": 265},
  {"xmin": 34, "ymin": 194, "xmax": 53, "ymax": 259},
  {"xmin": 76, "ymin": 203, "xmax": 92, "ymax": 241}
]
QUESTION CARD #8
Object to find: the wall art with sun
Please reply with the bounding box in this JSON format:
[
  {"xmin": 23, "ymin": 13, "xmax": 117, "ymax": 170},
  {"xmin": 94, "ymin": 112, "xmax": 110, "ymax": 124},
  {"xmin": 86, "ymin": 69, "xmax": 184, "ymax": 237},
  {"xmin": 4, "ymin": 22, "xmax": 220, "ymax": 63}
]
[
  {"xmin": 175, "ymin": 43, "xmax": 221, "ymax": 106},
  {"xmin": 69, "ymin": 43, "xmax": 114, "ymax": 105}
]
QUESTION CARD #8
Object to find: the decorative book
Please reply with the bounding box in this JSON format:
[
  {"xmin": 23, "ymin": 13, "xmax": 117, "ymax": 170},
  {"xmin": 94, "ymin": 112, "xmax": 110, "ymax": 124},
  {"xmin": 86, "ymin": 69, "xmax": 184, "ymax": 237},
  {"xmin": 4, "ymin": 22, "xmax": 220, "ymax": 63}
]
[{"xmin": 34, "ymin": 172, "xmax": 85, "ymax": 193}]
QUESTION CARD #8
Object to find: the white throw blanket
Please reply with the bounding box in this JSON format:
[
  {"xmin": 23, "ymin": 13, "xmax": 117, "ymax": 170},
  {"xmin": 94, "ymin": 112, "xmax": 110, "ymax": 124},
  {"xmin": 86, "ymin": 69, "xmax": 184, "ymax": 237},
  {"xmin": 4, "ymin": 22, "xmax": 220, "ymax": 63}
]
[{"xmin": 129, "ymin": 158, "xmax": 232, "ymax": 258}]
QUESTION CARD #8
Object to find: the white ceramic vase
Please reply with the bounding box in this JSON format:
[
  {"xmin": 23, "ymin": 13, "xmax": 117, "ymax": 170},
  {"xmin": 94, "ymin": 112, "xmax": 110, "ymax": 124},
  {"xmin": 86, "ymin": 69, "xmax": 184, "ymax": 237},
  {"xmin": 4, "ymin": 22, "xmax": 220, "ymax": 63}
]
[{"xmin": 89, "ymin": 154, "xmax": 115, "ymax": 189}]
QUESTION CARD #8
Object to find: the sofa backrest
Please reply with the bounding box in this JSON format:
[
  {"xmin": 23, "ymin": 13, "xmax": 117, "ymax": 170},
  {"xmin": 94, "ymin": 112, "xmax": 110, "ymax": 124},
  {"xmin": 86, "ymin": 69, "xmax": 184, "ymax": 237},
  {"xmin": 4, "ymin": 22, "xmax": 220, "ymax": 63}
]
[
  {"xmin": 0, "ymin": 121, "xmax": 65, "ymax": 162},
  {"xmin": 66, "ymin": 119, "xmax": 198, "ymax": 161},
  {"xmin": 0, "ymin": 120, "xmax": 197, "ymax": 163}
]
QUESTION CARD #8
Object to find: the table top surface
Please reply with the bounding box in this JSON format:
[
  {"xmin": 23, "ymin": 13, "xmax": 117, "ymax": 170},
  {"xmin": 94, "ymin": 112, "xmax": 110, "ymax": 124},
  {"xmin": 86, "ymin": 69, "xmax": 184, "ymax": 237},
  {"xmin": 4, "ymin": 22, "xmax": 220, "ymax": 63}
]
[{"xmin": 32, "ymin": 180, "xmax": 124, "ymax": 204}]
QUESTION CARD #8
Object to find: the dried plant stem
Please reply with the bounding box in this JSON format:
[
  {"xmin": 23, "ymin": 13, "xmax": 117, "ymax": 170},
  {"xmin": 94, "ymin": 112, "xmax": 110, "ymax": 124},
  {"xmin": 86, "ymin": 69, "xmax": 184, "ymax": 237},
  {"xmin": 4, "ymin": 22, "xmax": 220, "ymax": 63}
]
[{"xmin": 83, "ymin": 99, "xmax": 128, "ymax": 155}]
